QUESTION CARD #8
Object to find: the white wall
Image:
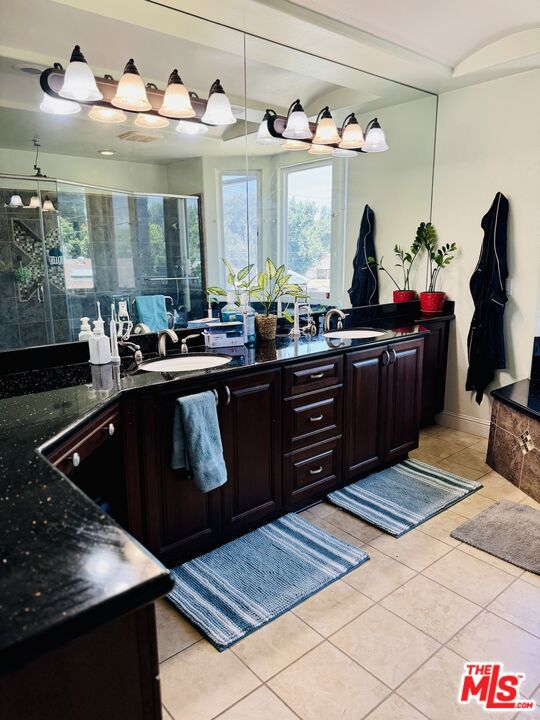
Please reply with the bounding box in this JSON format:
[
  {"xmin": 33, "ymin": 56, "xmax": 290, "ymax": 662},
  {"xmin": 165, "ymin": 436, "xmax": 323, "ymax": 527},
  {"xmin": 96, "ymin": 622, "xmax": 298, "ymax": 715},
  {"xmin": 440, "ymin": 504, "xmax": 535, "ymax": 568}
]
[{"xmin": 432, "ymin": 69, "xmax": 540, "ymax": 434}]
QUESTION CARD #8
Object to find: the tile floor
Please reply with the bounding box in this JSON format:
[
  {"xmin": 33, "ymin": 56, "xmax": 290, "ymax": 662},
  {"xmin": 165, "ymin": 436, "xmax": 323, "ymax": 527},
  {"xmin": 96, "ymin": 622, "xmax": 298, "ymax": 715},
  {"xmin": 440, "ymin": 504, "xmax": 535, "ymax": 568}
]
[{"xmin": 156, "ymin": 425, "xmax": 540, "ymax": 720}]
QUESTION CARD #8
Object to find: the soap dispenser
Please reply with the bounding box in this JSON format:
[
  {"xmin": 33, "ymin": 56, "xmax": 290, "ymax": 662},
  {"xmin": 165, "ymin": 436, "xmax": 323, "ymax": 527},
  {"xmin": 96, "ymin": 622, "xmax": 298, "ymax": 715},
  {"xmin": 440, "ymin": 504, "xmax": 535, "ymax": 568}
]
[
  {"xmin": 78, "ymin": 317, "xmax": 93, "ymax": 342},
  {"xmin": 88, "ymin": 303, "xmax": 112, "ymax": 365}
]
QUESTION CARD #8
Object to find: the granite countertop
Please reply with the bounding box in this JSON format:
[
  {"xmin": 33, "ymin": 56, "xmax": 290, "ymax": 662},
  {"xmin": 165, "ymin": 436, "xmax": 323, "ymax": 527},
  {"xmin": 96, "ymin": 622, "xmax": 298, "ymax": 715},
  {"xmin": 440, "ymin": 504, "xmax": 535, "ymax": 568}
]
[
  {"xmin": 491, "ymin": 378, "xmax": 540, "ymax": 420},
  {"xmin": 0, "ymin": 324, "xmax": 428, "ymax": 673}
]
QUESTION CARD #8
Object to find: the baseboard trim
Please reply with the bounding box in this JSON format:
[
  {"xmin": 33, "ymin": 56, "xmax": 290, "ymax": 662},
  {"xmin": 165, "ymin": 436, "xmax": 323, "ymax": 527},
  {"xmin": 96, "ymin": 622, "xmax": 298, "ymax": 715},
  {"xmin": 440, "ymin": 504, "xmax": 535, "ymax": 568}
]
[{"xmin": 436, "ymin": 411, "xmax": 490, "ymax": 438}]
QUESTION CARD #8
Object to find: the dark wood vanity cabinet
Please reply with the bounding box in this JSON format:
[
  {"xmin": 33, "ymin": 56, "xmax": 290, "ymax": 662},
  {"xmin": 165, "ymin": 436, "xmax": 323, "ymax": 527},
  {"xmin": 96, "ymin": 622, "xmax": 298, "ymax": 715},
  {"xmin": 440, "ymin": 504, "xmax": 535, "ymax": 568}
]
[{"xmin": 385, "ymin": 339, "xmax": 424, "ymax": 461}]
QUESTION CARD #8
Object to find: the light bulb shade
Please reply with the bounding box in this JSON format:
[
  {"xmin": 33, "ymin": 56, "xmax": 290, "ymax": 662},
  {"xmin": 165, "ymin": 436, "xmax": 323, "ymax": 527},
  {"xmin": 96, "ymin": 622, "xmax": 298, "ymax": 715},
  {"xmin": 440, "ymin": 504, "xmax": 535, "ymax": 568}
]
[
  {"xmin": 363, "ymin": 120, "xmax": 388, "ymax": 152},
  {"xmin": 308, "ymin": 143, "xmax": 333, "ymax": 156},
  {"xmin": 333, "ymin": 147, "xmax": 357, "ymax": 158},
  {"xmin": 111, "ymin": 59, "xmax": 151, "ymax": 111},
  {"xmin": 176, "ymin": 120, "xmax": 208, "ymax": 135},
  {"xmin": 159, "ymin": 70, "xmax": 195, "ymax": 118},
  {"xmin": 59, "ymin": 45, "xmax": 102, "ymax": 102},
  {"xmin": 312, "ymin": 107, "xmax": 341, "ymax": 145},
  {"xmin": 201, "ymin": 80, "xmax": 236, "ymax": 125},
  {"xmin": 40, "ymin": 92, "xmax": 81, "ymax": 115},
  {"xmin": 282, "ymin": 99, "xmax": 312, "ymax": 139},
  {"xmin": 256, "ymin": 110, "xmax": 281, "ymax": 145},
  {"xmin": 281, "ymin": 139, "xmax": 309, "ymax": 151},
  {"xmin": 42, "ymin": 196, "xmax": 55, "ymax": 212},
  {"xmin": 27, "ymin": 196, "xmax": 41, "ymax": 208},
  {"xmin": 339, "ymin": 115, "xmax": 364, "ymax": 149},
  {"xmin": 135, "ymin": 113, "xmax": 169, "ymax": 129},
  {"xmin": 88, "ymin": 105, "xmax": 126, "ymax": 123},
  {"xmin": 7, "ymin": 194, "xmax": 23, "ymax": 207}
]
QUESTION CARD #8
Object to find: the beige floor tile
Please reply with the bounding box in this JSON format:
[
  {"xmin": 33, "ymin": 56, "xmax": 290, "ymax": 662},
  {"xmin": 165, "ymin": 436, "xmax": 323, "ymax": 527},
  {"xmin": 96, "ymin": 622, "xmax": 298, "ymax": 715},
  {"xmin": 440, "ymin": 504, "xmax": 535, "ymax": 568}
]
[
  {"xmin": 447, "ymin": 611, "xmax": 540, "ymax": 697},
  {"xmin": 231, "ymin": 612, "xmax": 321, "ymax": 681},
  {"xmin": 160, "ymin": 640, "xmax": 260, "ymax": 720},
  {"xmin": 370, "ymin": 529, "xmax": 452, "ymax": 571},
  {"xmin": 409, "ymin": 447, "xmax": 447, "ymax": 465},
  {"xmin": 522, "ymin": 571, "xmax": 540, "ymax": 588},
  {"xmin": 477, "ymin": 471, "xmax": 527, "ymax": 502},
  {"xmin": 293, "ymin": 578, "xmax": 372, "ymax": 637},
  {"xmin": 416, "ymin": 435, "xmax": 458, "ymax": 461},
  {"xmin": 417, "ymin": 509, "xmax": 467, "ymax": 547},
  {"xmin": 162, "ymin": 707, "xmax": 174, "ymax": 720},
  {"xmin": 156, "ymin": 598, "xmax": 201, "ymax": 663},
  {"xmin": 381, "ymin": 575, "xmax": 481, "ymax": 643},
  {"xmin": 365, "ymin": 693, "xmax": 426, "ymax": 720},
  {"xmin": 469, "ymin": 438, "xmax": 489, "ymax": 453},
  {"xmin": 514, "ymin": 686, "xmax": 540, "ymax": 719},
  {"xmin": 398, "ymin": 646, "xmax": 502, "ymax": 719},
  {"xmin": 304, "ymin": 515, "xmax": 367, "ymax": 547},
  {"xmin": 520, "ymin": 495, "xmax": 540, "ymax": 510},
  {"xmin": 421, "ymin": 425, "xmax": 484, "ymax": 448},
  {"xmin": 447, "ymin": 446, "xmax": 491, "ymax": 474},
  {"xmin": 457, "ymin": 542, "xmax": 524, "ymax": 577},
  {"xmin": 488, "ymin": 579, "xmax": 540, "ymax": 637},
  {"xmin": 432, "ymin": 458, "xmax": 486, "ymax": 481},
  {"xmin": 324, "ymin": 506, "xmax": 384, "ymax": 543},
  {"xmin": 216, "ymin": 686, "xmax": 298, "ymax": 720},
  {"xmin": 452, "ymin": 492, "xmax": 495, "ymax": 518},
  {"xmin": 423, "ymin": 548, "xmax": 515, "ymax": 605},
  {"xmin": 331, "ymin": 605, "xmax": 440, "ymax": 689},
  {"xmin": 268, "ymin": 641, "xmax": 390, "ymax": 720},
  {"xmin": 342, "ymin": 545, "xmax": 416, "ymax": 601},
  {"xmin": 304, "ymin": 501, "xmax": 335, "ymax": 520}
]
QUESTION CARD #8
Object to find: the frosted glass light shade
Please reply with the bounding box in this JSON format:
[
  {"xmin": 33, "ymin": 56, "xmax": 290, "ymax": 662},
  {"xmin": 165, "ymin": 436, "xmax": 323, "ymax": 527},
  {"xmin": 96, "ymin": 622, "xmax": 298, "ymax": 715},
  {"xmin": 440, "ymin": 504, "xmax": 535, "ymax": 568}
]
[
  {"xmin": 256, "ymin": 115, "xmax": 281, "ymax": 145},
  {"xmin": 176, "ymin": 120, "xmax": 208, "ymax": 135},
  {"xmin": 308, "ymin": 143, "xmax": 333, "ymax": 155},
  {"xmin": 282, "ymin": 139, "xmax": 309, "ymax": 151},
  {"xmin": 135, "ymin": 113, "xmax": 169, "ymax": 129},
  {"xmin": 312, "ymin": 108, "xmax": 341, "ymax": 145},
  {"xmin": 59, "ymin": 45, "xmax": 102, "ymax": 102},
  {"xmin": 42, "ymin": 196, "xmax": 55, "ymax": 212},
  {"xmin": 111, "ymin": 60, "xmax": 151, "ymax": 112},
  {"xmin": 159, "ymin": 70, "xmax": 195, "ymax": 118},
  {"xmin": 40, "ymin": 93, "xmax": 81, "ymax": 115},
  {"xmin": 339, "ymin": 118, "xmax": 364, "ymax": 149},
  {"xmin": 88, "ymin": 106, "xmax": 127, "ymax": 123},
  {"xmin": 27, "ymin": 196, "xmax": 41, "ymax": 208},
  {"xmin": 333, "ymin": 147, "xmax": 357, "ymax": 158},
  {"xmin": 7, "ymin": 194, "xmax": 23, "ymax": 207},
  {"xmin": 201, "ymin": 80, "xmax": 236, "ymax": 125},
  {"xmin": 364, "ymin": 121, "xmax": 388, "ymax": 152},
  {"xmin": 282, "ymin": 100, "xmax": 312, "ymax": 139}
]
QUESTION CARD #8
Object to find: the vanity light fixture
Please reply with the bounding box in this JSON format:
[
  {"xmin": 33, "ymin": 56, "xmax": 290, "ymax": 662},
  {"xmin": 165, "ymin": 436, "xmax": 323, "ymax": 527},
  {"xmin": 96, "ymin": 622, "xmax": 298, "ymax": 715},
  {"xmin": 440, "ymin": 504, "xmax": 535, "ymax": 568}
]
[
  {"xmin": 201, "ymin": 79, "xmax": 236, "ymax": 125},
  {"xmin": 159, "ymin": 70, "xmax": 195, "ymax": 118},
  {"xmin": 88, "ymin": 106, "xmax": 127, "ymax": 123},
  {"xmin": 308, "ymin": 143, "xmax": 333, "ymax": 156},
  {"xmin": 175, "ymin": 120, "xmax": 209, "ymax": 135},
  {"xmin": 256, "ymin": 109, "xmax": 282, "ymax": 146},
  {"xmin": 339, "ymin": 113, "xmax": 364, "ymax": 149},
  {"xmin": 282, "ymin": 99, "xmax": 312, "ymax": 140},
  {"xmin": 42, "ymin": 196, "xmax": 56, "ymax": 212},
  {"xmin": 333, "ymin": 147, "xmax": 358, "ymax": 158},
  {"xmin": 312, "ymin": 106, "xmax": 341, "ymax": 145},
  {"xmin": 59, "ymin": 45, "xmax": 102, "ymax": 102},
  {"xmin": 6, "ymin": 194, "xmax": 23, "ymax": 208},
  {"xmin": 111, "ymin": 59, "xmax": 151, "ymax": 112},
  {"xmin": 282, "ymin": 139, "xmax": 310, "ymax": 151},
  {"xmin": 39, "ymin": 92, "xmax": 81, "ymax": 115},
  {"xmin": 27, "ymin": 196, "xmax": 41, "ymax": 208},
  {"xmin": 98, "ymin": 149, "xmax": 115, "ymax": 156},
  {"xmin": 363, "ymin": 118, "xmax": 389, "ymax": 152},
  {"xmin": 135, "ymin": 113, "xmax": 169, "ymax": 129}
]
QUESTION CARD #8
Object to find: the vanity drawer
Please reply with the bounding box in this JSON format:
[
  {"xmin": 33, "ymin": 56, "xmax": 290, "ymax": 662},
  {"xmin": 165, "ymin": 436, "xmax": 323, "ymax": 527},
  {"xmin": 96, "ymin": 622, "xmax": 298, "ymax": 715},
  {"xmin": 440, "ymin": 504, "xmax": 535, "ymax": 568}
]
[
  {"xmin": 283, "ymin": 386, "xmax": 342, "ymax": 451},
  {"xmin": 284, "ymin": 355, "xmax": 343, "ymax": 397},
  {"xmin": 283, "ymin": 437, "xmax": 342, "ymax": 508}
]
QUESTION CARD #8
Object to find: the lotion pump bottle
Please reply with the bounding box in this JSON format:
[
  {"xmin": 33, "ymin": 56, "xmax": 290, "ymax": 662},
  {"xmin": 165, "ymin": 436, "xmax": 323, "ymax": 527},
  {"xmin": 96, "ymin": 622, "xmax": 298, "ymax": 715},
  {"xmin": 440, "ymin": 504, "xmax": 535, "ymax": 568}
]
[
  {"xmin": 88, "ymin": 303, "xmax": 112, "ymax": 365},
  {"xmin": 78, "ymin": 317, "xmax": 92, "ymax": 342}
]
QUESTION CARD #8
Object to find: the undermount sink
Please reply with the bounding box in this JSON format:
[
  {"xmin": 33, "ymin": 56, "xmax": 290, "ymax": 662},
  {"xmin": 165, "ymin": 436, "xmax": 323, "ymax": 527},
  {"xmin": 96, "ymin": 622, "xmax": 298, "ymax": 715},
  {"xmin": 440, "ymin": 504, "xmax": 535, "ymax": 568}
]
[
  {"xmin": 139, "ymin": 353, "xmax": 232, "ymax": 373},
  {"xmin": 324, "ymin": 328, "xmax": 386, "ymax": 340}
]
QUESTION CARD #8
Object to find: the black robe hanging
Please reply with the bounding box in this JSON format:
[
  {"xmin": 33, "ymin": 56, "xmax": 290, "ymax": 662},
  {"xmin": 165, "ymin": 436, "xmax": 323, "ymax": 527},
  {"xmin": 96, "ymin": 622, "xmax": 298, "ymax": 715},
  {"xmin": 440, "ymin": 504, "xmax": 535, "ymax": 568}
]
[
  {"xmin": 466, "ymin": 192, "xmax": 509, "ymax": 403},
  {"xmin": 348, "ymin": 204, "xmax": 379, "ymax": 307}
]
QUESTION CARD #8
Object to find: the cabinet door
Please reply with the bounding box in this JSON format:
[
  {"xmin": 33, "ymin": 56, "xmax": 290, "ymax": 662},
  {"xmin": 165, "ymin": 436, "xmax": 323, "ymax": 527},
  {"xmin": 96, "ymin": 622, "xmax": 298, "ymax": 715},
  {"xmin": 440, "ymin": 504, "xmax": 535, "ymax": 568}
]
[
  {"xmin": 420, "ymin": 321, "xmax": 449, "ymax": 426},
  {"xmin": 344, "ymin": 346, "xmax": 386, "ymax": 479},
  {"xmin": 385, "ymin": 339, "xmax": 424, "ymax": 462},
  {"xmin": 220, "ymin": 369, "xmax": 282, "ymax": 534}
]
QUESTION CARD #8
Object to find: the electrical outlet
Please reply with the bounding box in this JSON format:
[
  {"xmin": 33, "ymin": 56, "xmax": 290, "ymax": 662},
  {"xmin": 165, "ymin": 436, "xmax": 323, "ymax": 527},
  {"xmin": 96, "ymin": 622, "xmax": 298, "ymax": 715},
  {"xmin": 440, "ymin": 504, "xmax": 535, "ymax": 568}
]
[{"xmin": 118, "ymin": 300, "xmax": 129, "ymax": 317}]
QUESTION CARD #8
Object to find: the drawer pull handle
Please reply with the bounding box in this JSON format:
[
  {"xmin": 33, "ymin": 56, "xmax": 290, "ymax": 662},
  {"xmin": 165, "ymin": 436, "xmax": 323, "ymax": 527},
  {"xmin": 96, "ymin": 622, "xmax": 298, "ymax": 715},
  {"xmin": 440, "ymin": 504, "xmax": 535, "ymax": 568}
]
[
  {"xmin": 310, "ymin": 414, "xmax": 324, "ymax": 423},
  {"xmin": 310, "ymin": 372, "xmax": 324, "ymax": 379},
  {"xmin": 107, "ymin": 423, "xmax": 115, "ymax": 436},
  {"xmin": 71, "ymin": 452, "xmax": 81, "ymax": 468},
  {"xmin": 309, "ymin": 465, "xmax": 323, "ymax": 475}
]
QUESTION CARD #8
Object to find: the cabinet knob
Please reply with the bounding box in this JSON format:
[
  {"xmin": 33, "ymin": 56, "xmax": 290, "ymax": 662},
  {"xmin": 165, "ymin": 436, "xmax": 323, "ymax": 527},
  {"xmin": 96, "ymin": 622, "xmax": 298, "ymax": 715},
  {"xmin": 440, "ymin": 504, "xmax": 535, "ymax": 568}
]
[
  {"xmin": 309, "ymin": 465, "xmax": 323, "ymax": 475},
  {"xmin": 71, "ymin": 452, "xmax": 81, "ymax": 468},
  {"xmin": 107, "ymin": 423, "xmax": 115, "ymax": 436}
]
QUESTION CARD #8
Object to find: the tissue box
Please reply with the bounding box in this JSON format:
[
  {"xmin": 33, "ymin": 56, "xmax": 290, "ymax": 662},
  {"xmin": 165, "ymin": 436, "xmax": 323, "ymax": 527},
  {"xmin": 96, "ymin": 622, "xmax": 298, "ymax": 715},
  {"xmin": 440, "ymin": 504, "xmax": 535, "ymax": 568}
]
[{"xmin": 204, "ymin": 321, "xmax": 244, "ymax": 348}]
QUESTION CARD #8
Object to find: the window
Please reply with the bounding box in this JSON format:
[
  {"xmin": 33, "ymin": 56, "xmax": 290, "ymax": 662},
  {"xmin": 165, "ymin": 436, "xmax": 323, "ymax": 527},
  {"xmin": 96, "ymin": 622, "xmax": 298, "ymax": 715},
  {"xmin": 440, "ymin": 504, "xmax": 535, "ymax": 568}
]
[
  {"xmin": 219, "ymin": 172, "xmax": 259, "ymax": 272},
  {"xmin": 283, "ymin": 161, "xmax": 333, "ymax": 300}
]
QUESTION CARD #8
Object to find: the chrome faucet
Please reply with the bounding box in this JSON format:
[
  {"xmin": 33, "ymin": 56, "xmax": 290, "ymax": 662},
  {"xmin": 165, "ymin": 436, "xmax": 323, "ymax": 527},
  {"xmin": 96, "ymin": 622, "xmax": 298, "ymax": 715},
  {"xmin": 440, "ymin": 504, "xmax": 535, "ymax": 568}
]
[
  {"xmin": 118, "ymin": 339, "xmax": 143, "ymax": 364},
  {"xmin": 181, "ymin": 333, "xmax": 202, "ymax": 354},
  {"xmin": 324, "ymin": 308, "xmax": 347, "ymax": 332},
  {"xmin": 158, "ymin": 329, "xmax": 179, "ymax": 357}
]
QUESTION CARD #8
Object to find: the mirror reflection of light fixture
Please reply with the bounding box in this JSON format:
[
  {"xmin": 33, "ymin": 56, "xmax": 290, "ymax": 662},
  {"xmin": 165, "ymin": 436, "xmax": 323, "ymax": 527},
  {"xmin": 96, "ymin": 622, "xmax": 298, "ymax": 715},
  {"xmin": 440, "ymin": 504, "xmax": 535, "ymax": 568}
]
[
  {"xmin": 282, "ymin": 139, "xmax": 310, "ymax": 151},
  {"xmin": 339, "ymin": 113, "xmax": 364, "ymax": 149},
  {"xmin": 135, "ymin": 113, "xmax": 169, "ymax": 129},
  {"xmin": 111, "ymin": 59, "xmax": 151, "ymax": 112},
  {"xmin": 282, "ymin": 99, "xmax": 312, "ymax": 140},
  {"xmin": 308, "ymin": 143, "xmax": 333, "ymax": 156},
  {"xmin": 88, "ymin": 106, "xmax": 127, "ymax": 123},
  {"xmin": 176, "ymin": 120, "xmax": 209, "ymax": 135},
  {"xmin": 201, "ymin": 79, "xmax": 236, "ymax": 125},
  {"xmin": 59, "ymin": 45, "xmax": 102, "ymax": 102},
  {"xmin": 159, "ymin": 70, "xmax": 195, "ymax": 118},
  {"xmin": 27, "ymin": 196, "xmax": 41, "ymax": 208},
  {"xmin": 42, "ymin": 196, "xmax": 55, "ymax": 212},
  {"xmin": 40, "ymin": 92, "xmax": 81, "ymax": 115},
  {"xmin": 312, "ymin": 106, "xmax": 341, "ymax": 145},
  {"xmin": 256, "ymin": 109, "xmax": 282, "ymax": 145},
  {"xmin": 6, "ymin": 194, "xmax": 23, "ymax": 208},
  {"xmin": 333, "ymin": 147, "xmax": 358, "ymax": 158},
  {"xmin": 363, "ymin": 118, "xmax": 389, "ymax": 152}
]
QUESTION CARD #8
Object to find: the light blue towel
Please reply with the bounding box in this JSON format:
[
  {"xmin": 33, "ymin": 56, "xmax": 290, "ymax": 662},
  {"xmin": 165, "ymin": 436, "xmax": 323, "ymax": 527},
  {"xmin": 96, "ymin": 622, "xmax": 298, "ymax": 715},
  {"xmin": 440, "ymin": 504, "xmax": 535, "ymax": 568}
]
[
  {"xmin": 171, "ymin": 391, "xmax": 228, "ymax": 493},
  {"xmin": 134, "ymin": 295, "xmax": 168, "ymax": 332}
]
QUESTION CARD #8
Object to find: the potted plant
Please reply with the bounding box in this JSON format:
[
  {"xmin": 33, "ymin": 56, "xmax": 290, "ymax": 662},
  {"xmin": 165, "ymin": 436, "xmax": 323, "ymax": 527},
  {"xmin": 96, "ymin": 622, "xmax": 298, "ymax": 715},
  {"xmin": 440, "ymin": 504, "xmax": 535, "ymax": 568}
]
[
  {"xmin": 418, "ymin": 221, "xmax": 456, "ymax": 313},
  {"xmin": 252, "ymin": 258, "xmax": 307, "ymax": 341},
  {"xmin": 368, "ymin": 234, "xmax": 422, "ymax": 302},
  {"xmin": 206, "ymin": 259, "xmax": 258, "ymax": 306}
]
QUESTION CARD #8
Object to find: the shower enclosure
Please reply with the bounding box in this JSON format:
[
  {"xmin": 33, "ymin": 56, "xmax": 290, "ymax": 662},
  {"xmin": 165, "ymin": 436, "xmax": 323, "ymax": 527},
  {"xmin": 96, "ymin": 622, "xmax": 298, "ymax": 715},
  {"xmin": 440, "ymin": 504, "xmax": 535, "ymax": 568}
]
[{"xmin": 0, "ymin": 175, "xmax": 206, "ymax": 351}]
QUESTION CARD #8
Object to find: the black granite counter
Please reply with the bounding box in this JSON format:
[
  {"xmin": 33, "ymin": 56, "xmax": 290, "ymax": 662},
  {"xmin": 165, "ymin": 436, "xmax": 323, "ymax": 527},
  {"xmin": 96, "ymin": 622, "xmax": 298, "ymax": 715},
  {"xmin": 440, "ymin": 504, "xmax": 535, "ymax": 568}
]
[
  {"xmin": 0, "ymin": 324, "xmax": 428, "ymax": 673},
  {"xmin": 491, "ymin": 378, "xmax": 540, "ymax": 420}
]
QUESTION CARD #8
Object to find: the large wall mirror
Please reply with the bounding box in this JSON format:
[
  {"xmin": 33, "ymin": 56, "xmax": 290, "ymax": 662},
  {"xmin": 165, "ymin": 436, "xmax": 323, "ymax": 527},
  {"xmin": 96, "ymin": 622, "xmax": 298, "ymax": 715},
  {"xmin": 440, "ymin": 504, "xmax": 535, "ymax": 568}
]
[{"xmin": 0, "ymin": 2, "xmax": 437, "ymax": 352}]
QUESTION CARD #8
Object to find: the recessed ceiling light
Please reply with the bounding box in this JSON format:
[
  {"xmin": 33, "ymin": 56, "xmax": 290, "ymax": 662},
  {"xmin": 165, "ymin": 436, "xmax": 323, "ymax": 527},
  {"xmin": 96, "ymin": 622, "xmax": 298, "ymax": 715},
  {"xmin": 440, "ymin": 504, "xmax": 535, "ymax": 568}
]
[{"xmin": 98, "ymin": 149, "xmax": 115, "ymax": 156}]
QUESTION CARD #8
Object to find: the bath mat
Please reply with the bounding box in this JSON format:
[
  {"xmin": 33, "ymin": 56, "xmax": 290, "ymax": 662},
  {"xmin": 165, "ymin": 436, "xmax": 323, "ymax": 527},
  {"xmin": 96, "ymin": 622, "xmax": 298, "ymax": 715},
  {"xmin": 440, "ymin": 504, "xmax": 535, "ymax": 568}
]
[
  {"xmin": 167, "ymin": 513, "xmax": 369, "ymax": 651},
  {"xmin": 328, "ymin": 459, "xmax": 482, "ymax": 537},
  {"xmin": 451, "ymin": 500, "xmax": 540, "ymax": 574}
]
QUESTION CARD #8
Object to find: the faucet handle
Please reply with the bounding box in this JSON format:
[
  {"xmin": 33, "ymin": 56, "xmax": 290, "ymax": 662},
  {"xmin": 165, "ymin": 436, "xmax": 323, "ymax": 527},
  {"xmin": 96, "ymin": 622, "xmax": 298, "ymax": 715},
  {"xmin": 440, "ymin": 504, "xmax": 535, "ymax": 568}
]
[{"xmin": 181, "ymin": 333, "xmax": 202, "ymax": 354}]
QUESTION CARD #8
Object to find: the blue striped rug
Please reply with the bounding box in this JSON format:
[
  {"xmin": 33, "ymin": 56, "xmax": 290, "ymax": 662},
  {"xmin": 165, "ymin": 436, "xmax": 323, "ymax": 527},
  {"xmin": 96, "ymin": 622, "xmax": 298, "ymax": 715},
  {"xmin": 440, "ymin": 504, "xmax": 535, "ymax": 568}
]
[
  {"xmin": 167, "ymin": 513, "xmax": 369, "ymax": 651},
  {"xmin": 328, "ymin": 459, "xmax": 482, "ymax": 537}
]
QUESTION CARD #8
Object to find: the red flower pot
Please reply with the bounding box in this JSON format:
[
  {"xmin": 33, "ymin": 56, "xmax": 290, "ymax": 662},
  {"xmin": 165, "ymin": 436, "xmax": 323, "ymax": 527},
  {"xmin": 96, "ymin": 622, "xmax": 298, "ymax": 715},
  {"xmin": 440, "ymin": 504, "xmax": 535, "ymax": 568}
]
[
  {"xmin": 420, "ymin": 291, "xmax": 446, "ymax": 314},
  {"xmin": 393, "ymin": 290, "xmax": 417, "ymax": 303}
]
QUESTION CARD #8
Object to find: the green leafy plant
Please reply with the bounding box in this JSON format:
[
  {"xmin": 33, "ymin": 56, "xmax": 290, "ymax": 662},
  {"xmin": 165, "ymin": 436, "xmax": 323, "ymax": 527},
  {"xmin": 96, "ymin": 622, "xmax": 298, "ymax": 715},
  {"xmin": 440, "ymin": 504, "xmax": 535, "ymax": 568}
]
[
  {"xmin": 252, "ymin": 258, "xmax": 308, "ymax": 317},
  {"xmin": 14, "ymin": 265, "xmax": 32, "ymax": 284},
  {"xmin": 206, "ymin": 258, "xmax": 258, "ymax": 304},
  {"xmin": 368, "ymin": 234, "xmax": 422, "ymax": 291},
  {"xmin": 418, "ymin": 222, "xmax": 457, "ymax": 292}
]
